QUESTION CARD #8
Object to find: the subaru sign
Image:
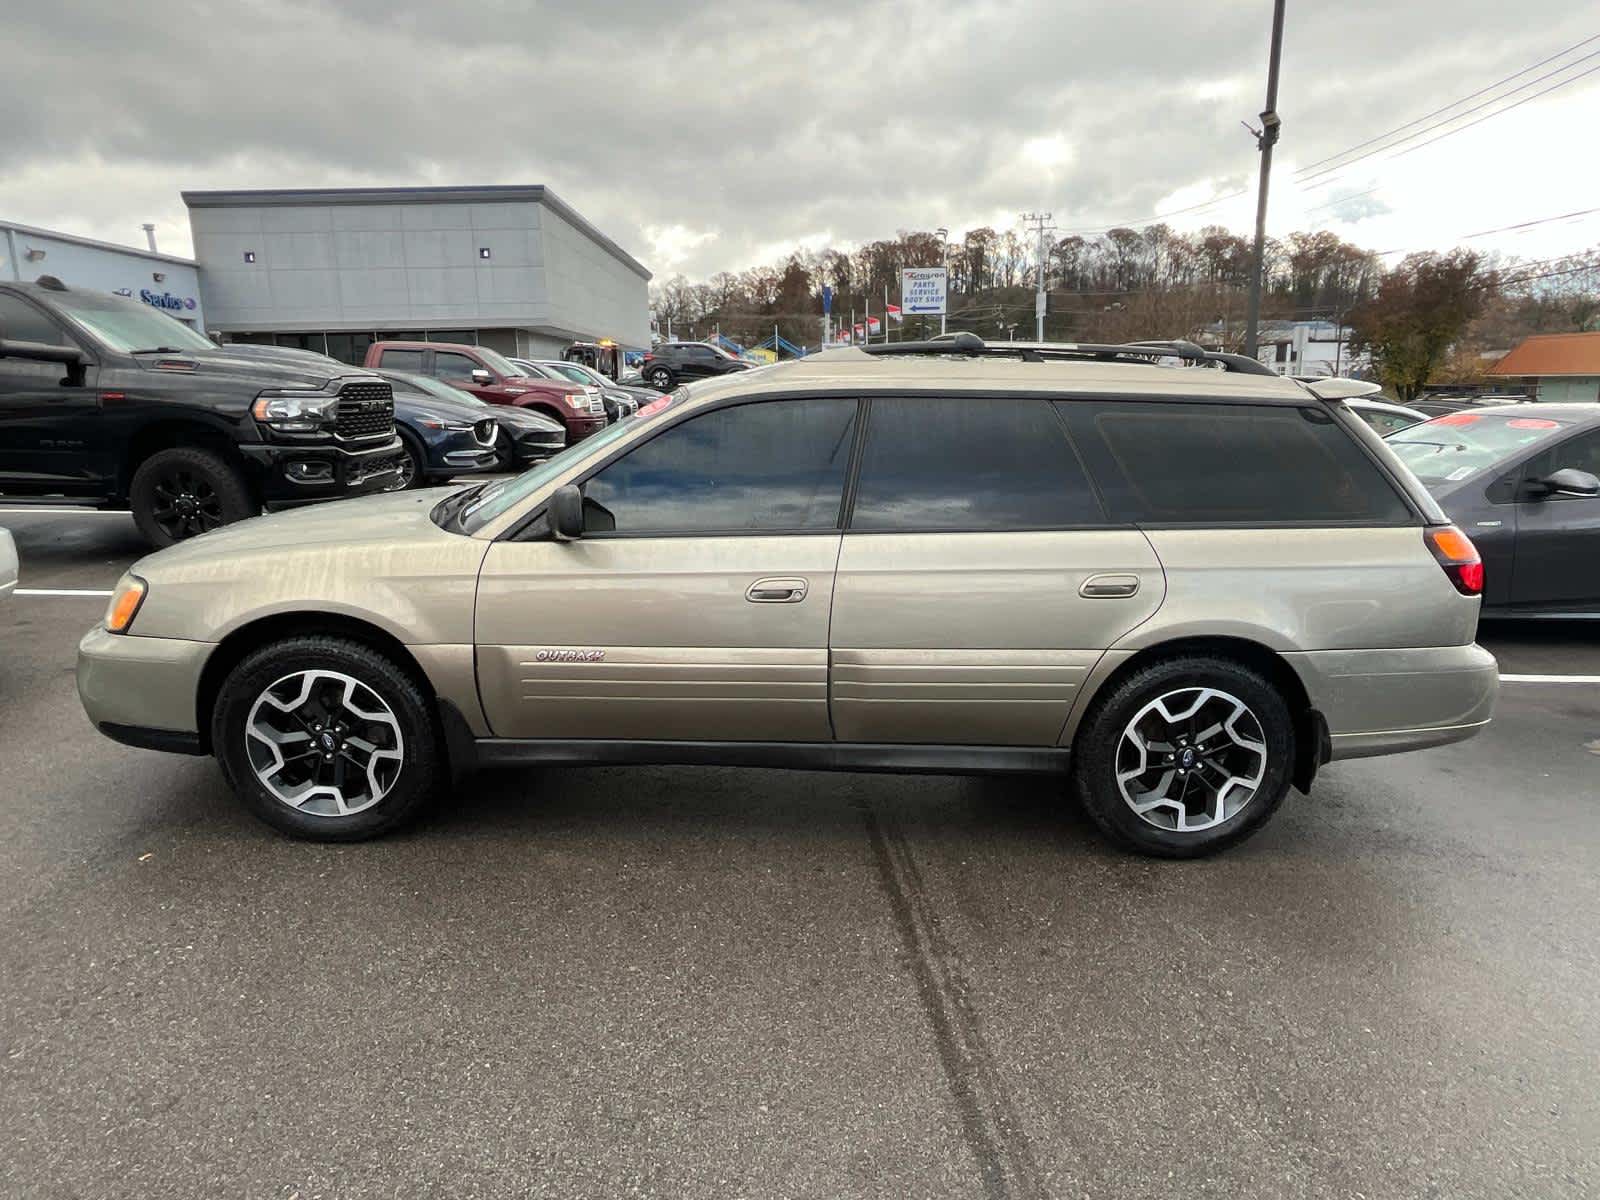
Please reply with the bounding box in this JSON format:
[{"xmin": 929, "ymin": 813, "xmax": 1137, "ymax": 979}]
[
  {"xmin": 901, "ymin": 267, "xmax": 947, "ymax": 316},
  {"xmin": 139, "ymin": 288, "xmax": 197, "ymax": 312}
]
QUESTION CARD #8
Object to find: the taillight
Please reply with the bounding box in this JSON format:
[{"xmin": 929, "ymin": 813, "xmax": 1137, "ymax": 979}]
[{"xmin": 1425, "ymin": 525, "xmax": 1483, "ymax": 596}]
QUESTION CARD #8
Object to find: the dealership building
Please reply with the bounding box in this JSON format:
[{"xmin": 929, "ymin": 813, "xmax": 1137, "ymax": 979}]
[
  {"xmin": 1, "ymin": 217, "xmax": 205, "ymax": 328},
  {"xmin": 182, "ymin": 185, "xmax": 652, "ymax": 364}
]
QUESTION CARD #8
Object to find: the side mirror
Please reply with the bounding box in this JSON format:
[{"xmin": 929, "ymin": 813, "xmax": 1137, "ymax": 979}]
[
  {"xmin": 1538, "ymin": 467, "xmax": 1600, "ymax": 499},
  {"xmin": 470, "ymin": 368, "xmax": 493, "ymax": 385},
  {"xmin": 0, "ymin": 337, "xmax": 89, "ymax": 387},
  {"xmin": 0, "ymin": 337, "xmax": 85, "ymax": 367},
  {"xmin": 549, "ymin": 484, "xmax": 585, "ymax": 541}
]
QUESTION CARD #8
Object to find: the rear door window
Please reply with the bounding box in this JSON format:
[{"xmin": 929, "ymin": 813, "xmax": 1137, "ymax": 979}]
[
  {"xmin": 1059, "ymin": 400, "xmax": 1414, "ymax": 525},
  {"xmin": 377, "ymin": 348, "xmax": 425, "ymax": 372},
  {"xmin": 850, "ymin": 396, "xmax": 1103, "ymax": 531}
]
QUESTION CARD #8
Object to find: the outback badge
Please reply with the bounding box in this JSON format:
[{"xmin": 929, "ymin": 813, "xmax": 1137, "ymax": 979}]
[{"xmin": 534, "ymin": 649, "xmax": 606, "ymax": 663}]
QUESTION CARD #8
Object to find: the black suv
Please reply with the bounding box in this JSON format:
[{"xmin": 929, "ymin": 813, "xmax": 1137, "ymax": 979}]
[
  {"xmin": 636, "ymin": 341, "xmax": 754, "ymax": 391},
  {"xmin": 0, "ymin": 277, "xmax": 402, "ymax": 546}
]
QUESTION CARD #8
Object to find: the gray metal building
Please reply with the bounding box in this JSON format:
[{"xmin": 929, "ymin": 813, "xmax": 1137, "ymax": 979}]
[{"xmin": 183, "ymin": 186, "xmax": 652, "ymax": 364}]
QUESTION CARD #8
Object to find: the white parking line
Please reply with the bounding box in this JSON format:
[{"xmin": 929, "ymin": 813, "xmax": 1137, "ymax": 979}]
[
  {"xmin": 0, "ymin": 508, "xmax": 131, "ymax": 516},
  {"xmin": 14, "ymin": 588, "xmax": 114, "ymax": 598}
]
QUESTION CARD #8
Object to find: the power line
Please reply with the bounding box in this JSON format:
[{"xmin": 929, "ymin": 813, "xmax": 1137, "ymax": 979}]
[
  {"xmin": 1460, "ymin": 206, "xmax": 1600, "ymax": 240},
  {"xmin": 1294, "ymin": 32, "xmax": 1600, "ymax": 177},
  {"xmin": 1298, "ymin": 50, "xmax": 1600, "ymax": 186}
]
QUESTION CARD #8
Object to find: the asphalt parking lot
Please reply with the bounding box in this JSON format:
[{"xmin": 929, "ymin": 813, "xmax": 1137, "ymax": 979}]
[{"xmin": 2, "ymin": 507, "xmax": 1598, "ymax": 1200}]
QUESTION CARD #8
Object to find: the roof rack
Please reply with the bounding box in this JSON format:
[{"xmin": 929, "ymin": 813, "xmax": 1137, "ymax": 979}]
[{"xmin": 859, "ymin": 332, "xmax": 1277, "ymax": 376}]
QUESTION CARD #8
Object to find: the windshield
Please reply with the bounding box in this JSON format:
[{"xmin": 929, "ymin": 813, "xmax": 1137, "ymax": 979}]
[
  {"xmin": 550, "ymin": 362, "xmax": 600, "ymax": 386},
  {"xmin": 1388, "ymin": 412, "xmax": 1570, "ymax": 486},
  {"xmin": 53, "ymin": 293, "xmax": 216, "ymax": 354},
  {"xmin": 410, "ymin": 375, "xmax": 486, "ymax": 407},
  {"xmin": 452, "ymin": 392, "xmax": 684, "ymax": 533}
]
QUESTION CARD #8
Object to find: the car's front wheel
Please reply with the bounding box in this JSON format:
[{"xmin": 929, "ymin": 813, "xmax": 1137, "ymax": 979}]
[
  {"xmin": 212, "ymin": 636, "xmax": 443, "ymax": 840},
  {"xmin": 129, "ymin": 446, "xmax": 256, "ymax": 547},
  {"xmin": 646, "ymin": 366, "xmax": 673, "ymax": 390},
  {"xmin": 386, "ymin": 431, "xmax": 426, "ymax": 492},
  {"xmin": 1070, "ymin": 655, "xmax": 1296, "ymax": 858}
]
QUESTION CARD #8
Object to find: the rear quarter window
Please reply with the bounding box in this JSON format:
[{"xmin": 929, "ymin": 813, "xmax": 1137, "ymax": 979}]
[{"xmin": 1058, "ymin": 400, "xmax": 1415, "ymax": 525}]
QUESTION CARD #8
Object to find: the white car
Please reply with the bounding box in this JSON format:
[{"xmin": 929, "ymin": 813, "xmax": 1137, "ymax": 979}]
[{"xmin": 0, "ymin": 527, "xmax": 16, "ymax": 601}]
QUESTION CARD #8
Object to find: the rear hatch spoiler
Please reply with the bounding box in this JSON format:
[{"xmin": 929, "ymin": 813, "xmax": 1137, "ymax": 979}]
[{"xmin": 1297, "ymin": 376, "xmax": 1383, "ymax": 401}]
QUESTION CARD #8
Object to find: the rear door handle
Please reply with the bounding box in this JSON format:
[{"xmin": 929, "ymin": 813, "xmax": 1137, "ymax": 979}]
[
  {"xmin": 746, "ymin": 577, "xmax": 808, "ymax": 603},
  {"xmin": 1079, "ymin": 573, "xmax": 1141, "ymax": 599}
]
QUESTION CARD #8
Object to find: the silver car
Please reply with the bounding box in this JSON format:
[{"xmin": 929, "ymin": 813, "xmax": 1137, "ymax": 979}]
[
  {"xmin": 0, "ymin": 526, "xmax": 16, "ymax": 602},
  {"xmin": 77, "ymin": 337, "xmax": 1497, "ymax": 857}
]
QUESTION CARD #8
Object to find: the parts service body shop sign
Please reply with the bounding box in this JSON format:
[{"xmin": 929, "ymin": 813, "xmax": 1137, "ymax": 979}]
[{"xmin": 901, "ymin": 268, "xmax": 947, "ymax": 316}]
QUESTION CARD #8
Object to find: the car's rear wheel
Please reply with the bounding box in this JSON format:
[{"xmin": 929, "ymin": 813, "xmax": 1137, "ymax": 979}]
[
  {"xmin": 212, "ymin": 636, "xmax": 443, "ymax": 841},
  {"xmin": 1070, "ymin": 656, "xmax": 1295, "ymax": 858},
  {"xmin": 129, "ymin": 447, "xmax": 255, "ymax": 547},
  {"xmin": 646, "ymin": 366, "xmax": 673, "ymax": 390}
]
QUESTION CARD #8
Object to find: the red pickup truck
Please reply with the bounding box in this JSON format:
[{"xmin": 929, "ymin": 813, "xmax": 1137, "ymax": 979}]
[{"xmin": 363, "ymin": 341, "xmax": 607, "ymax": 442}]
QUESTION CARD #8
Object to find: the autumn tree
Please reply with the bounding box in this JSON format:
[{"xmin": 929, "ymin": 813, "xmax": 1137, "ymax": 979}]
[{"xmin": 1348, "ymin": 251, "xmax": 1497, "ymax": 402}]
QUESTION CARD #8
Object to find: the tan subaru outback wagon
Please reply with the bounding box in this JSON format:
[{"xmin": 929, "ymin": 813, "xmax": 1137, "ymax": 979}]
[{"xmin": 77, "ymin": 336, "xmax": 1498, "ymax": 857}]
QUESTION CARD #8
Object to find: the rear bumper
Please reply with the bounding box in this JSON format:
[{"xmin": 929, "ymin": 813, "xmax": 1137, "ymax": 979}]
[
  {"xmin": 77, "ymin": 626, "xmax": 210, "ymax": 744},
  {"xmin": 1282, "ymin": 643, "xmax": 1498, "ymax": 761}
]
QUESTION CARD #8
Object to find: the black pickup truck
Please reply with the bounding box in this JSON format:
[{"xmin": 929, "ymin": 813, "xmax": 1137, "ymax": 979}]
[{"xmin": 0, "ymin": 276, "xmax": 402, "ymax": 546}]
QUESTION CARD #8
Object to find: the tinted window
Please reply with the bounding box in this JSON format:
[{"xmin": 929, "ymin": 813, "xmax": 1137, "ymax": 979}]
[
  {"xmin": 378, "ymin": 348, "xmax": 425, "ymax": 373},
  {"xmin": 851, "ymin": 396, "xmax": 1101, "ymax": 531},
  {"xmin": 1062, "ymin": 401, "xmax": 1413, "ymax": 524},
  {"xmin": 1522, "ymin": 428, "xmax": 1600, "ymax": 482},
  {"xmin": 435, "ymin": 351, "xmax": 481, "ymax": 382},
  {"xmin": 0, "ymin": 293, "xmax": 67, "ymax": 345},
  {"xmin": 581, "ymin": 398, "xmax": 857, "ymax": 534}
]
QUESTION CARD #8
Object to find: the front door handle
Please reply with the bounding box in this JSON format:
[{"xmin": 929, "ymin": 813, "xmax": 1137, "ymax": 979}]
[
  {"xmin": 1079, "ymin": 573, "xmax": 1141, "ymax": 599},
  {"xmin": 746, "ymin": 577, "xmax": 808, "ymax": 603}
]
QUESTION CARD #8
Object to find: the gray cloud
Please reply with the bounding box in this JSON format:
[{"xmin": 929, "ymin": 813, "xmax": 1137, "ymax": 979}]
[{"xmin": 2, "ymin": 0, "xmax": 1596, "ymax": 277}]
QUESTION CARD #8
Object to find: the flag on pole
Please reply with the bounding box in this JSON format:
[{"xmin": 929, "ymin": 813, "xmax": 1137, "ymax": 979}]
[
  {"xmin": 886, "ymin": 303, "xmax": 903, "ymax": 322},
  {"xmin": 867, "ymin": 316, "xmax": 882, "ymax": 334}
]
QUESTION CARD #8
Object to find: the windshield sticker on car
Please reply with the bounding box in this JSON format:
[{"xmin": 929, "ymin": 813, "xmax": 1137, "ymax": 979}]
[
  {"xmin": 1507, "ymin": 418, "xmax": 1560, "ymax": 430},
  {"xmin": 1447, "ymin": 467, "xmax": 1475, "ymax": 481},
  {"xmin": 1435, "ymin": 413, "xmax": 1483, "ymax": 426}
]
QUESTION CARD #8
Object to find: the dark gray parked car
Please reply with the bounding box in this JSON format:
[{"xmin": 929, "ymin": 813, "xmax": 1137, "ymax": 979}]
[{"xmin": 1388, "ymin": 404, "xmax": 1600, "ymax": 616}]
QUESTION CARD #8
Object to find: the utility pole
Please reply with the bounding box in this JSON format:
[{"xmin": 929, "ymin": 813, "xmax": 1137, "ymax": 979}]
[
  {"xmin": 1243, "ymin": 0, "xmax": 1286, "ymax": 361},
  {"xmin": 1022, "ymin": 212, "xmax": 1053, "ymax": 341},
  {"xmin": 936, "ymin": 227, "xmax": 950, "ymax": 335}
]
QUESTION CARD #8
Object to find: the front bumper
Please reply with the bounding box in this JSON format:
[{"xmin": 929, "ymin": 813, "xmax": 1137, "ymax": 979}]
[
  {"xmin": 242, "ymin": 436, "xmax": 406, "ymax": 509},
  {"xmin": 501, "ymin": 427, "xmax": 567, "ymax": 467},
  {"xmin": 565, "ymin": 415, "xmax": 608, "ymax": 443},
  {"xmin": 1282, "ymin": 643, "xmax": 1499, "ymax": 760},
  {"xmin": 77, "ymin": 626, "xmax": 211, "ymax": 747}
]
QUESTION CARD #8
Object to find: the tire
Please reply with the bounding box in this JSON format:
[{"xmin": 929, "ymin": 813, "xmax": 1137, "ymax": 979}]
[
  {"xmin": 1070, "ymin": 655, "xmax": 1296, "ymax": 859},
  {"xmin": 129, "ymin": 446, "xmax": 256, "ymax": 547},
  {"xmin": 211, "ymin": 636, "xmax": 444, "ymax": 841},
  {"xmin": 646, "ymin": 366, "xmax": 673, "ymax": 390},
  {"xmin": 387, "ymin": 430, "xmax": 426, "ymax": 491}
]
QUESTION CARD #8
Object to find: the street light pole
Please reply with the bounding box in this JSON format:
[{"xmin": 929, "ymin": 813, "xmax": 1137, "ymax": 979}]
[{"xmin": 1243, "ymin": 0, "xmax": 1286, "ymax": 361}]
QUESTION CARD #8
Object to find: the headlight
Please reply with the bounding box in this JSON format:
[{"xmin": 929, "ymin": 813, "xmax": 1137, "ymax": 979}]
[
  {"xmin": 417, "ymin": 418, "xmax": 475, "ymax": 431},
  {"xmin": 252, "ymin": 389, "xmax": 338, "ymax": 433},
  {"xmin": 104, "ymin": 574, "xmax": 147, "ymax": 634}
]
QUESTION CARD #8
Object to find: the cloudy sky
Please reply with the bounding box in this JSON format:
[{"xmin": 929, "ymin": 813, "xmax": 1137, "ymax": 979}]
[{"xmin": 4, "ymin": 1, "xmax": 1598, "ymax": 281}]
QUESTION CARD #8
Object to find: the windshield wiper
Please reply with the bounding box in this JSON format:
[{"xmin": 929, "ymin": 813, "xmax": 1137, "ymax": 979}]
[
  {"xmin": 129, "ymin": 346, "xmax": 190, "ymax": 355},
  {"xmin": 432, "ymin": 480, "xmax": 492, "ymax": 530}
]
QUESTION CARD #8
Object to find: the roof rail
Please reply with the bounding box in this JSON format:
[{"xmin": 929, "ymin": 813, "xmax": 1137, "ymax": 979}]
[{"xmin": 859, "ymin": 333, "xmax": 1278, "ymax": 376}]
